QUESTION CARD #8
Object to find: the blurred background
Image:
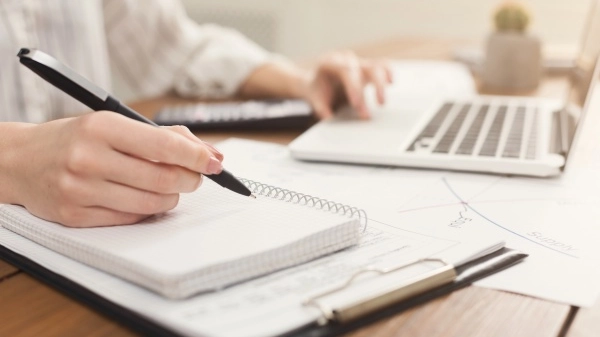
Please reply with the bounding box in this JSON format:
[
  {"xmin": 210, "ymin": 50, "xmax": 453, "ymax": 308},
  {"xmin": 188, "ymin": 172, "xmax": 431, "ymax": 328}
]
[
  {"xmin": 181, "ymin": 0, "xmax": 590, "ymax": 59},
  {"xmin": 115, "ymin": 0, "xmax": 592, "ymax": 101}
]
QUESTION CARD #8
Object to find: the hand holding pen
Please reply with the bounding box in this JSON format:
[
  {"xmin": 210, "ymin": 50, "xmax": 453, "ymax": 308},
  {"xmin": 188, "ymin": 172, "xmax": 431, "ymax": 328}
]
[{"xmin": 12, "ymin": 48, "xmax": 252, "ymax": 228}]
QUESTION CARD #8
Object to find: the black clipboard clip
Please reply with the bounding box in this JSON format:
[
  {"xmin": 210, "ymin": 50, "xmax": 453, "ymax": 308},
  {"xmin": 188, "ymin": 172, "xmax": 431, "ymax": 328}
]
[{"xmin": 303, "ymin": 258, "xmax": 457, "ymax": 325}]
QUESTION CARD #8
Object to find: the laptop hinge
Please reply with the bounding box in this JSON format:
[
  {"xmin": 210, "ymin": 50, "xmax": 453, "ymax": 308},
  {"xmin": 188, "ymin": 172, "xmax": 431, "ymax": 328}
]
[{"xmin": 551, "ymin": 107, "xmax": 575, "ymax": 156}]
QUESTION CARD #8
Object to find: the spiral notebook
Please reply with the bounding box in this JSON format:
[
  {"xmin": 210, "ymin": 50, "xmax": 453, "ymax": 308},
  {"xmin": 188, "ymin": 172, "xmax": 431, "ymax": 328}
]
[{"xmin": 0, "ymin": 178, "xmax": 364, "ymax": 299}]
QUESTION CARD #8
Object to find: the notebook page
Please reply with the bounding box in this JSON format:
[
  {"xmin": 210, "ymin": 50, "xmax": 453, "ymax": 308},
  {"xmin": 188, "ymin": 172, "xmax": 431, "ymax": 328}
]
[{"xmin": 0, "ymin": 179, "xmax": 360, "ymax": 298}]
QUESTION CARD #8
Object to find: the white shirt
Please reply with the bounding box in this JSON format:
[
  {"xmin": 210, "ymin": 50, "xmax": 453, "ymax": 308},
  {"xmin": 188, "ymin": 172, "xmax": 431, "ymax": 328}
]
[{"xmin": 0, "ymin": 0, "xmax": 272, "ymax": 123}]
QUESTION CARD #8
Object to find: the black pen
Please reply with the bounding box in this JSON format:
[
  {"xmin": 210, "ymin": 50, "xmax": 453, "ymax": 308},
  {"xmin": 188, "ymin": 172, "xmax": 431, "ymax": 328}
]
[{"xmin": 17, "ymin": 48, "xmax": 254, "ymax": 198}]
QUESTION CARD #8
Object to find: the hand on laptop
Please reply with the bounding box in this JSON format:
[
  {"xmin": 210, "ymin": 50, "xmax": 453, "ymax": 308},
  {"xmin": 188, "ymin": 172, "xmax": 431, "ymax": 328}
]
[
  {"xmin": 239, "ymin": 50, "xmax": 393, "ymax": 120},
  {"xmin": 306, "ymin": 51, "xmax": 393, "ymax": 119}
]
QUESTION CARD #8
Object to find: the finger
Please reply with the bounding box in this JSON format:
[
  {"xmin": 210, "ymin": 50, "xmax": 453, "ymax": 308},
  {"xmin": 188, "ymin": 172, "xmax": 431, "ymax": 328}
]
[
  {"xmin": 318, "ymin": 54, "xmax": 361, "ymax": 106},
  {"xmin": 363, "ymin": 64, "xmax": 389, "ymax": 105},
  {"xmin": 163, "ymin": 125, "xmax": 224, "ymax": 161},
  {"xmin": 383, "ymin": 61, "xmax": 394, "ymax": 83},
  {"xmin": 91, "ymin": 113, "xmax": 222, "ymax": 175},
  {"xmin": 101, "ymin": 150, "xmax": 203, "ymax": 193},
  {"xmin": 59, "ymin": 206, "xmax": 150, "ymax": 228},
  {"xmin": 331, "ymin": 58, "xmax": 370, "ymax": 119},
  {"xmin": 311, "ymin": 97, "xmax": 335, "ymax": 119},
  {"xmin": 74, "ymin": 179, "xmax": 180, "ymax": 215},
  {"xmin": 339, "ymin": 60, "xmax": 363, "ymax": 107}
]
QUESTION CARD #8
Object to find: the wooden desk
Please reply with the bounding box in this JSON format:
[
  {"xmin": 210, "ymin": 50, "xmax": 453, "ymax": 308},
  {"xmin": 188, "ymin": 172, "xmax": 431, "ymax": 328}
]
[{"xmin": 0, "ymin": 38, "xmax": 597, "ymax": 337}]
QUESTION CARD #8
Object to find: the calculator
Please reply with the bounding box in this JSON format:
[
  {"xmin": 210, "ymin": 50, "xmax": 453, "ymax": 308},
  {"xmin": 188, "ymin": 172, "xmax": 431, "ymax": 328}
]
[{"xmin": 153, "ymin": 99, "xmax": 314, "ymax": 130}]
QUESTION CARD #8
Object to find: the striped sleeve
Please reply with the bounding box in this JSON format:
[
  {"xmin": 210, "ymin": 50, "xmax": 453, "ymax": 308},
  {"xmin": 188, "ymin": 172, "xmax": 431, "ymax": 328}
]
[{"xmin": 102, "ymin": 0, "xmax": 273, "ymax": 99}]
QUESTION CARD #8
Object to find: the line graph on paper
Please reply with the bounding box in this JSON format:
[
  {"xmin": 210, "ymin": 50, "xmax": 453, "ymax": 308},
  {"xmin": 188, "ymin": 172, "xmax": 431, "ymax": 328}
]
[{"xmin": 384, "ymin": 174, "xmax": 600, "ymax": 259}]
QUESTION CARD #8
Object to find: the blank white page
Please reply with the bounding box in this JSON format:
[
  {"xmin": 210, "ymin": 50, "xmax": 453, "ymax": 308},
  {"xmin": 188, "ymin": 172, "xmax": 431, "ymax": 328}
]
[{"xmin": 0, "ymin": 179, "xmax": 360, "ymax": 298}]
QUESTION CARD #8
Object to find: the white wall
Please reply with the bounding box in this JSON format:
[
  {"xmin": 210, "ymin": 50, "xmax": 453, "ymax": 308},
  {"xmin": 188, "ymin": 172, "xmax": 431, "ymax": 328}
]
[{"xmin": 181, "ymin": 0, "xmax": 591, "ymax": 59}]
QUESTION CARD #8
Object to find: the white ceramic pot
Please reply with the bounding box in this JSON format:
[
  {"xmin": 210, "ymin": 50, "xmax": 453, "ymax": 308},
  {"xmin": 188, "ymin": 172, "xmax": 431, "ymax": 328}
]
[{"xmin": 483, "ymin": 32, "xmax": 542, "ymax": 90}]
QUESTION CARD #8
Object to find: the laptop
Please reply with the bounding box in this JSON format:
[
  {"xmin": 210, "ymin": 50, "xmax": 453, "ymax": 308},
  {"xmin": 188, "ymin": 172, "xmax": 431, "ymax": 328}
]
[{"xmin": 290, "ymin": 2, "xmax": 600, "ymax": 177}]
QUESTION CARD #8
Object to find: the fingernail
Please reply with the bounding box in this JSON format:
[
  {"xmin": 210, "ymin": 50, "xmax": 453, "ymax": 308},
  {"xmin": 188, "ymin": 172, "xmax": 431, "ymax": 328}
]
[
  {"xmin": 207, "ymin": 156, "xmax": 223, "ymax": 174},
  {"xmin": 202, "ymin": 141, "xmax": 223, "ymax": 157}
]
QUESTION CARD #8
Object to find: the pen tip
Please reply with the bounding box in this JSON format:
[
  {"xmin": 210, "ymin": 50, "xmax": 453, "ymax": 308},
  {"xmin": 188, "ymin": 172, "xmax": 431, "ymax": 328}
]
[{"xmin": 250, "ymin": 194, "xmax": 257, "ymax": 199}]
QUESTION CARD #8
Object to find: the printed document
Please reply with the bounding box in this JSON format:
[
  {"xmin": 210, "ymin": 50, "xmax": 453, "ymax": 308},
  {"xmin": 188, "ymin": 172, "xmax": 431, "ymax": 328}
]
[{"xmin": 216, "ymin": 138, "xmax": 600, "ymax": 307}]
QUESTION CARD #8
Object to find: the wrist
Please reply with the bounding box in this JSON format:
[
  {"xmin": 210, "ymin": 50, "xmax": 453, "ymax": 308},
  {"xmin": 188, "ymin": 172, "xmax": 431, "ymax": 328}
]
[
  {"xmin": 283, "ymin": 64, "xmax": 312, "ymax": 100},
  {"xmin": 239, "ymin": 58, "xmax": 312, "ymax": 100}
]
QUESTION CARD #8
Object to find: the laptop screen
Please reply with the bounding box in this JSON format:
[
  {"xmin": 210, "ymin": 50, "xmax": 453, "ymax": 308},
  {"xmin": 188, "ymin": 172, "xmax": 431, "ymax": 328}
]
[
  {"xmin": 572, "ymin": 0, "xmax": 600, "ymax": 104},
  {"xmin": 564, "ymin": 0, "xmax": 600, "ymax": 155}
]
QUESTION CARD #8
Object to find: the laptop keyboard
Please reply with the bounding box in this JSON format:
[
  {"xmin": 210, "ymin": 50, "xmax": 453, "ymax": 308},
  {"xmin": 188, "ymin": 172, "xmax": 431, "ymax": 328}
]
[{"xmin": 407, "ymin": 101, "xmax": 538, "ymax": 159}]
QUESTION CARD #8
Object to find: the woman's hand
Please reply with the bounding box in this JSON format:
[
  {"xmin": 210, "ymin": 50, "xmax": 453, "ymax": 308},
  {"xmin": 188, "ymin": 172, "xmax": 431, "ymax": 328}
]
[
  {"xmin": 3, "ymin": 112, "xmax": 222, "ymax": 227},
  {"xmin": 238, "ymin": 50, "xmax": 393, "ymax": 120},
  {"xmin": 306, "ymin": 51, "xmax": 393, "ymax": 119}
]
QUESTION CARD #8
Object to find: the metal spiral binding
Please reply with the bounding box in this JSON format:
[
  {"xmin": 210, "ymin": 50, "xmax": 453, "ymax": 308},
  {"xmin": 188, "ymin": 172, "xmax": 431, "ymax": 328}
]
[{"xmin": 240, "ymin": 178, "xmax": 368, "ymax": 231}]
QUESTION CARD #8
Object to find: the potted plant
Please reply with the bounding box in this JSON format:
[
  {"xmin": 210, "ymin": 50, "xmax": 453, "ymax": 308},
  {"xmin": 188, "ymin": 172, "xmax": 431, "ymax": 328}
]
[{"xmin": 482, "ymin": 1, "xmax": 542, "ymax": 90}]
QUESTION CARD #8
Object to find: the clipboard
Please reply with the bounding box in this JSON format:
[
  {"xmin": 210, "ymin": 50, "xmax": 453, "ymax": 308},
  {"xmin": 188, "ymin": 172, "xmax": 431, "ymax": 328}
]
[
  {"xmin": 0, "ymin": 244, "xmax": 526, "ymax": 337},
  {"xmin": 288, "ymin": 247, "xmax": 526, "ymax": 337}
]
